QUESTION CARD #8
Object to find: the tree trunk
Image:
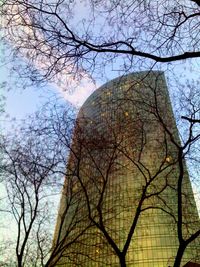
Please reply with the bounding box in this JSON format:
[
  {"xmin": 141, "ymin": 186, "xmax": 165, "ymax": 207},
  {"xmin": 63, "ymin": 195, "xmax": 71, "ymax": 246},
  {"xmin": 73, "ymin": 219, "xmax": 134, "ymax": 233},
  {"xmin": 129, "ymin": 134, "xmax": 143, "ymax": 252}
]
[
  {"xmin": 17, "ymin": 254, "xmax": 22, "ymax": 267},
  {"xmin": 173, "ymin": 245, "xmax": 185, "ymax": 267},
  {"xmin": 119, "ymin": 255, "xmax": 126, "ymax": 267}
]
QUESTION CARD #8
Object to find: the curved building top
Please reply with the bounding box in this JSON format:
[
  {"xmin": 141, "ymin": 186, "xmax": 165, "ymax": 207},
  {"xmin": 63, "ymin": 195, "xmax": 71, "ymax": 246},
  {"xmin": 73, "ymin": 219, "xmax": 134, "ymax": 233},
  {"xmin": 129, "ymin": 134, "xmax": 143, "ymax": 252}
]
[
  {"xmin": 78, "ymin": 71, "xmax": 168, "ymax": 123},
  {"xmin": 81, "ymin": 71, "xmax": 165, "ymax": 109}
]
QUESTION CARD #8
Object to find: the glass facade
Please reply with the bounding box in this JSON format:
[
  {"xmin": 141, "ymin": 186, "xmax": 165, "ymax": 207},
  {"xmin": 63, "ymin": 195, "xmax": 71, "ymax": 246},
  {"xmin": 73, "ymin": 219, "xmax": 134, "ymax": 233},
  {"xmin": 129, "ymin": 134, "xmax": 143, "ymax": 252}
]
[{"xmin": 53, "ymin": 72, "xmax": 200, "ymax": 266}]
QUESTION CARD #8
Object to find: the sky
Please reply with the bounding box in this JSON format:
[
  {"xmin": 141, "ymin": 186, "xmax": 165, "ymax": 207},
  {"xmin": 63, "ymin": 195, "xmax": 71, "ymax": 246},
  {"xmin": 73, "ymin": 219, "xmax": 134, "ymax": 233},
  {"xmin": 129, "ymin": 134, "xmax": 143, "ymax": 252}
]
[
  {"xmin": 2, "ymin": 63, "xmax": 96, "ymax": 123},
  {"xmin": 0, "ymin": 0, "xmax": 100, "ymax": 124}
]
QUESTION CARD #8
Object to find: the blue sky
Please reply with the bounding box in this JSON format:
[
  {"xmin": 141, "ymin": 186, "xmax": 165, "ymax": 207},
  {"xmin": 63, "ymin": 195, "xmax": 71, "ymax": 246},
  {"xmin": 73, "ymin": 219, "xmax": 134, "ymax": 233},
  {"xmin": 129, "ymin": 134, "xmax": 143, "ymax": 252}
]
[{"xmin": 0, "ymin": 49, "xmax": 47, "ymax": 121}]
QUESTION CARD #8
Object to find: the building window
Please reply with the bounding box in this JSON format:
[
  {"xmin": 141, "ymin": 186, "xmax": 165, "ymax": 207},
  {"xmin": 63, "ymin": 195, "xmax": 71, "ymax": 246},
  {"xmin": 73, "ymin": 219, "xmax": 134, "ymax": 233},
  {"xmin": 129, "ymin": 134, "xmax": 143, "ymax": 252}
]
[{"xmin": 124, "ymin": 111, "xmax": 129, "ymax": 117}]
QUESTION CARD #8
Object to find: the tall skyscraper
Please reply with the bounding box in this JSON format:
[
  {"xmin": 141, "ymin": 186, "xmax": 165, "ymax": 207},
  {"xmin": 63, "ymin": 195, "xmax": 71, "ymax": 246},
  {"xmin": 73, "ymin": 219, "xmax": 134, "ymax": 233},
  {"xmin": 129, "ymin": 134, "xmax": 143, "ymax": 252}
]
[{"xmin": 52, "ymin": 72, "xmax": 199, "ymax": 266}]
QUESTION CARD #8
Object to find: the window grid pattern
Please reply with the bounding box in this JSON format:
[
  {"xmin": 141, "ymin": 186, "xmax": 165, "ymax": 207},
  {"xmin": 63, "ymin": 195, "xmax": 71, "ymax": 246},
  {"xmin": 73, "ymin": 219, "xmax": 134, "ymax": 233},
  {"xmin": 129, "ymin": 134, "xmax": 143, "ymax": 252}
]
[{"xmin": 54, "ymin": 72, "xmax": 200, "ymax": 266}]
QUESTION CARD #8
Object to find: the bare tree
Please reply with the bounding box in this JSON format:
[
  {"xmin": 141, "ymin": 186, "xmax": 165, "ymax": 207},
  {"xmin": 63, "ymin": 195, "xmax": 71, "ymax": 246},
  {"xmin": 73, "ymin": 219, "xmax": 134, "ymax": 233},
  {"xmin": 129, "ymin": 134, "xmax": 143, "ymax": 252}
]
[
  {"xmin": 1, "ymin": 0, "xmax": 200, "ymax": 88},
  {"xmin": 0, "ymin": 103, "xmax": 95, "ymax": 267},
  {"xmin": 0, "ymin": 126, "xmax": 59, "ymax": 266}
]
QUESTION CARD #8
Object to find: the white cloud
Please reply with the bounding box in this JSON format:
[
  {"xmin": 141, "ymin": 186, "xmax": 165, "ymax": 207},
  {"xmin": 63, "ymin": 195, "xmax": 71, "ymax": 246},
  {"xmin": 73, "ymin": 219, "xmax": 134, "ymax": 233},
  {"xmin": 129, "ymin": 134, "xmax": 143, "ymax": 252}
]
[
  {"xmin": 3, "ymin": 3, "xmax": 97, "ymax": 108},
  {"xmin": 56, "ymin": 78, "xmax": 97, "ymax": 107}
]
